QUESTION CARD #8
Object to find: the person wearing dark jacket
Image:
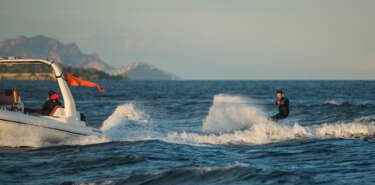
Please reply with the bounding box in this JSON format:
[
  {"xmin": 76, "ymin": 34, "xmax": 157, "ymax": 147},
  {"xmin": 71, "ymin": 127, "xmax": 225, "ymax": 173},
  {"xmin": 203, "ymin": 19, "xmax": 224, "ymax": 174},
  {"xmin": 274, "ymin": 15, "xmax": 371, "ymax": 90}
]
[
  {"xmin": 41, "ymin": 90, "xmax": 62, "ymax": 115},
  {"xmin": 24, "ymin": 90, "xmax": 62, "ymax": 116},
  {"xmin": 270, "ymin": 90, "xmax": 289, "ymax": 121}
]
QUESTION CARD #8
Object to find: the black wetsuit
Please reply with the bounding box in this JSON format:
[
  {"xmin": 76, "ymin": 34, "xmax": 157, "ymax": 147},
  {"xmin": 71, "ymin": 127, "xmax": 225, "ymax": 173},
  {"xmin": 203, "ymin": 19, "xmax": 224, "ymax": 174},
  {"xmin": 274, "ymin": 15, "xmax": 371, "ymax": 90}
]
[{"xmin": 271, "ymin": 97, "xmax": 289, "ymax": 121}]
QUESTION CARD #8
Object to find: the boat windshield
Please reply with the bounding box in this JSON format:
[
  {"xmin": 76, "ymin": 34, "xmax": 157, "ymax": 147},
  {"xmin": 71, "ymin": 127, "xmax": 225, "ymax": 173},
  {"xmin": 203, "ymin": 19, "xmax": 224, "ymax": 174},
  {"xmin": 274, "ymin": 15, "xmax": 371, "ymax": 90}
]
[
  {"xmin": 0, "ymin": 63, "xmax": 65, "ymax": 117},
  {"xmin": 0, "ymin": 63, "xmax": 55, "ymax": 80}
]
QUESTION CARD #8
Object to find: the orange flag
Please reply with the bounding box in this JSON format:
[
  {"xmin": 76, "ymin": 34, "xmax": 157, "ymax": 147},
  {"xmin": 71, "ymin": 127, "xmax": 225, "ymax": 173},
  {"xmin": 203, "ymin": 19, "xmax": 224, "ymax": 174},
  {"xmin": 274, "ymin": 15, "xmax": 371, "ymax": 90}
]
[{"xmin": 64, "ymin": 72, "xmax": 104, "ymax": 93}]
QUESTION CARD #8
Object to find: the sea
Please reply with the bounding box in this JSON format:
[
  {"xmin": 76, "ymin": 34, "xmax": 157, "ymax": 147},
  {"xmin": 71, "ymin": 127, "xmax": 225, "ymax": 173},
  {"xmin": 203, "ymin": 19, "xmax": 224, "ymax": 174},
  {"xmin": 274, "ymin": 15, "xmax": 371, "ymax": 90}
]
[{"xmin": 0, "ymin": 80, "xmax": 375, "ymax": 185}]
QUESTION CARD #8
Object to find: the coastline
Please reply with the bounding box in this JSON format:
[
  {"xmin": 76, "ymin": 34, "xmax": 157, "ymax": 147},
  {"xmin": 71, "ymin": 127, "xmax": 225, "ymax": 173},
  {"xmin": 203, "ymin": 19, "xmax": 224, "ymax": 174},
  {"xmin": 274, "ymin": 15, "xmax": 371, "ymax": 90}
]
[{"xmin": 0, "ymin": 73, "xmax": 55, "ymax": 80}]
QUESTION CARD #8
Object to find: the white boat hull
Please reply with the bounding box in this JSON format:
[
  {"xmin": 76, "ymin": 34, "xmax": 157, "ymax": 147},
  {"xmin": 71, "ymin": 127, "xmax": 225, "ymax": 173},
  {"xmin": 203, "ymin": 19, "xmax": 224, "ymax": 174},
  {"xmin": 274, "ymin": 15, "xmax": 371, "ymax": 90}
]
[
  {"xmin": 0, "ymin": 58, "xmax": 107, "ymax": 147},
  {"xmin": 0, "ymin": 110, "xmax": 104, "ymax": 147}
]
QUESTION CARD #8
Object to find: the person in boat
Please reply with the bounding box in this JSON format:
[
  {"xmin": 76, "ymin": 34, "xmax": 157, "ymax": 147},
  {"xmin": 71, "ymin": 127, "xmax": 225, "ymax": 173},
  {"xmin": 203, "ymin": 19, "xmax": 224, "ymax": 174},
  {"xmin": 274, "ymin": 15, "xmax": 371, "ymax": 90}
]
[
  {"xmin": 25, "ymin": 90, "xmax": 62, "ymax": 116},
  {"xmin": 41, "ymin": 90, "xmax": 62, "ymax": 115},
  {"xmin": 270, "ymin": 90, "xmax": 289, "ymax": 121}
]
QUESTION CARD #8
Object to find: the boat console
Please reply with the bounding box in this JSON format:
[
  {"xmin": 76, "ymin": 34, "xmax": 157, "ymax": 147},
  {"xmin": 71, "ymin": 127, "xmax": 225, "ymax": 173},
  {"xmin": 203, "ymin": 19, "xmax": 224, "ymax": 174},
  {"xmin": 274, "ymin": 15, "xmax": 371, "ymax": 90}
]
[{"xmin": 0, "ymin": 89, "xmax": 24, "ymax": 113}]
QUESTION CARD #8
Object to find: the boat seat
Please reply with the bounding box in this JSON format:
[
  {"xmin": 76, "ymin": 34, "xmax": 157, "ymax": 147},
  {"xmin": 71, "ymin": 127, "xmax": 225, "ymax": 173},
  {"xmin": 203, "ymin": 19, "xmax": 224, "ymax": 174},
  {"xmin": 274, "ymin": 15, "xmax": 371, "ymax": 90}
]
[
  {"xmin": 0, "ymin": 94, "xmax": 13, "ymax": 105},
  {"xmin": 0, "ymin": 89, "xmax": 19, "ymax": 105},
  {"xmin": 49, "ymin": 105, "xmax": 65, "ymax": 117}
]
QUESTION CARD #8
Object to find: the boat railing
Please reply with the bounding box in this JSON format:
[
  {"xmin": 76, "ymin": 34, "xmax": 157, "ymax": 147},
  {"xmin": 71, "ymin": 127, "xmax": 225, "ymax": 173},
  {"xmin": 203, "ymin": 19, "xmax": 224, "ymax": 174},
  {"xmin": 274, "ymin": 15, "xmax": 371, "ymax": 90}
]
[{"xmin": 0, "ymin": 57, "xmax": 79, "ymax": 121}]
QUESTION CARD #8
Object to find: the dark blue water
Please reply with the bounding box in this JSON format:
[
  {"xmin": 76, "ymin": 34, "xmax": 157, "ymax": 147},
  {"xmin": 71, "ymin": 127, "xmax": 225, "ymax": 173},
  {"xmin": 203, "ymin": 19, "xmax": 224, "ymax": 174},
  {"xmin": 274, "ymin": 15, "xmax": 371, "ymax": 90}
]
[{"xmin": 1, "ymin": 80, "xmax": 375, "ymax": 185}]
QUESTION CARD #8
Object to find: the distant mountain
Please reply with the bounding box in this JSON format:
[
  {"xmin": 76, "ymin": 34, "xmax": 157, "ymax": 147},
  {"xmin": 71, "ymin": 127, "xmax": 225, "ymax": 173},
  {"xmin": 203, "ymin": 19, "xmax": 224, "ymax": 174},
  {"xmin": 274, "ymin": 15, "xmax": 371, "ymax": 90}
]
[
  {"xmin": 0, "ymin": 64, "xmax": 129, "ymax": 80},
  {"xmin": 0, "ymin": 35, "xmax": 112, "ymax": 71},
  {"xmin": 108, "ymin": 62, "xmax": 180, "ymax": 80},
  {"xmin": 0, "ymin": 35, "xmax": 180, "ymax": 80}
]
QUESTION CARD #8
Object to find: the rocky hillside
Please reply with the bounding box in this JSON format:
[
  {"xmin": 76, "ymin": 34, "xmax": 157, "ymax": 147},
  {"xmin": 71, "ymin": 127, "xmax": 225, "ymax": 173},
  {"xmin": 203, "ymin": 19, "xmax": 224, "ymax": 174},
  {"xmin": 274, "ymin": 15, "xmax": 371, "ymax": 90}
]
[
  {"xmin": 0, "ymin": 35, "xmax": 180, "ymax": 80},
  {"xmin": 108, "ymin": 62, "xmax": 180, "ymax": 80},
  {"xmin": 0, "ymin": 35, "xmax": 112, "ymax": 71},
  {"xmin": 0, "ymin": 64, "xmax": 128, "ymax": 80}
]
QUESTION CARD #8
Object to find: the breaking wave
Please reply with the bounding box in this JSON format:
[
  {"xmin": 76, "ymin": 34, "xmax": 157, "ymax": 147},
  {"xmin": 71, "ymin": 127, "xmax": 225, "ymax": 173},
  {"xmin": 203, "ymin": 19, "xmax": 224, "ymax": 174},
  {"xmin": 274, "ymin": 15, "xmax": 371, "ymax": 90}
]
[
  {"xmin": 100, "ymin": 103, "xmax": 153, "ymax": 140},
  {"xmin": 101, "ymin": 103, "xmax": 149, "ymax": 131},
  {"xmin": 164, "ymin": 94, "xmax": 375, "ymax": 145},
  {"xmin": 166, "ymin": 121, "xmax": 375, "ymax": 145},
  {"xmin": 202, "ymin": 94, "xmax": 267, "ymax": 133},
  {"xmin": 101, "ymin": 95, "xmax": 375, "ymax": 146},
  {"xmin": 5, "ymin": 94, "xmax": 374, "ymax": 148}
]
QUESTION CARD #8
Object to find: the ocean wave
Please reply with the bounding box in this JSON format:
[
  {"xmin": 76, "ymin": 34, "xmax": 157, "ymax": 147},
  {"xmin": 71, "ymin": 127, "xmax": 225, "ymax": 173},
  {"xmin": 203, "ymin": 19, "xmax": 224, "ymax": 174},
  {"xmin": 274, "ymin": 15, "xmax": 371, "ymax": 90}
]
[
  {"xmin": 295, "ymin": 99, "xmax": 374, "ymax": 108},
  {"xmin": 12, "ymin": 94, "xmax": 373, "ymax": 148},
  {"xmin": 164, "ymin": 120, "xmax": 375, "ymax": 146},
  {"xmin": 100, "ymin": 103, "xmax": 154, "ymax": 140},
  {"xmin": 101, "ymin": 103, "xmax": 149, "ymax": 131},
  {"xmin": 76, "ymin": 161, "xmax": 313, "ymax": 185},
  {"xmin": 83, "ymin": 95, "xmax": 375, "ymax": 146},
  {"xmin": 78, "ymin": 162, "xmax": 253, "ymax": 185},
  {"xmin": 324, "ymin": 100, "xmax": 347, "ymax": 106},
  {"xmin": 163, "ymin": 95, "xmax": 375, "ymax": 145},
  {"xmin": 98, "ymin": 95, "xmax": 375, "ymax": 146},
  {"xmin": 203, "ymin": 94, "xmax": 267, "ymax": 133},
  {"xmin": 323, "ymin": 99, "xmax": 374, "ymax": 107},
  {"xmin": 59, "ymin": 135, "xmax": 110, "ymax": 146}
]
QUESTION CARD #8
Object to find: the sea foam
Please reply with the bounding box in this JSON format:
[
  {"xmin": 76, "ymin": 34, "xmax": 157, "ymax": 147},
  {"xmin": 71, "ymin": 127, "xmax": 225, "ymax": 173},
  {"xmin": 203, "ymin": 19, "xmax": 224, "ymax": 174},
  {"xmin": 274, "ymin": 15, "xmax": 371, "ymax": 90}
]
[
  {"xmin": 100, "ymin": 103, "xmax": 151, "ymax": 140},
  {"xmin": 6, "ymin": 94, "xmax": 373, "ymax": 148},
  {"xmin": 164, "ymin": 94, "xmax": 375, "ymax": 145}
]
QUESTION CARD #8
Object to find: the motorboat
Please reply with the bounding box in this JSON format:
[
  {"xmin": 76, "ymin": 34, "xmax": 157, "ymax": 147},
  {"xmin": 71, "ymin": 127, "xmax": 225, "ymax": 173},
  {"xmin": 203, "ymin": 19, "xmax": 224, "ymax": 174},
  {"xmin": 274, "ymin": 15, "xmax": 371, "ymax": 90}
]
[{"xmin": 0, "ymin": 58, "xmax": 104, "ymax": 146}]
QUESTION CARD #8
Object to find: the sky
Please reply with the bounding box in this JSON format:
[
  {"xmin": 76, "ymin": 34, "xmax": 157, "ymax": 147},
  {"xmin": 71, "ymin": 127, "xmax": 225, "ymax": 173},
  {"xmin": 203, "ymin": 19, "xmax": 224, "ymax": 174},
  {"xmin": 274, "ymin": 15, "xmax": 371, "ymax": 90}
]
[{"xmin": 0, "ymin": 0, "xmax": 374, "ymax": 80}]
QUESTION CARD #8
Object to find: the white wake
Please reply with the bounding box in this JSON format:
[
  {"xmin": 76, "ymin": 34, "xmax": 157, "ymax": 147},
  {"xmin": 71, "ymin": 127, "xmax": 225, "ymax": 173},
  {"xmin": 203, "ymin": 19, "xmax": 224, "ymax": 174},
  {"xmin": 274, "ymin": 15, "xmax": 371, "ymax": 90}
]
[
  {"xmin": 5, "ymin": 94, "xmax": 373, "ymax": 148},
  {"xmin": 164, "ymin": 94, "xmax": 375, "ymax": 145},
  {"xmin": 100, "ymin": 94, "xmax": 375, "ymax": 146}
]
